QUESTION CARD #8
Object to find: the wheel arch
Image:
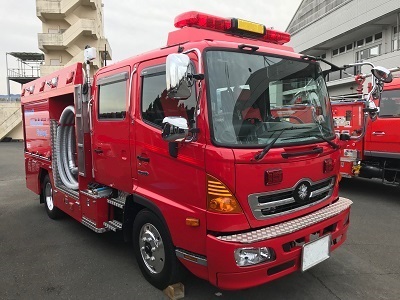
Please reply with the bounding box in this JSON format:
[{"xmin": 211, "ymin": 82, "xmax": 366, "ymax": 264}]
[
  {"xmin": 123, "ymin": 194, "xmax": 171, "ymax": 243},
  {"xmin": 39, "ymin": 168, "xmax": 49, "ymax": 203}
]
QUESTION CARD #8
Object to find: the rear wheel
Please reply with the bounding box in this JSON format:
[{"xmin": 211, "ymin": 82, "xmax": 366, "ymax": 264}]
[
  {"xmin": 42, "ymin": 175, "xmax": 61, "ymax": 219},
  {"xmin": 133, "ymin": 209, "xmax": 183, "ymax": 290}
]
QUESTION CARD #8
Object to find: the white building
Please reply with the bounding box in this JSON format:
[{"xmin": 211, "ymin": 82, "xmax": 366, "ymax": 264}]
[
  {"xmin": 37, "ymin": 0, "xmax": 111, "ymax": 76},
  {"xmin": 287, "ymin": 0, "xmax": 400, "ymax": 96}
]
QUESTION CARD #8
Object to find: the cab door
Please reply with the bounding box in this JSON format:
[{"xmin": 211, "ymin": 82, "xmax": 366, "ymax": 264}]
[
  {"xmin": 91, "ymin": 66, "xmax": 133, "ymax": 192},
  {"xmin": 366, "ymin": 88, "xmax": 400, "ymax": 156},
  {"xmin": 133, "ymin": 58, "xmax": 207, "ymax": 254}
]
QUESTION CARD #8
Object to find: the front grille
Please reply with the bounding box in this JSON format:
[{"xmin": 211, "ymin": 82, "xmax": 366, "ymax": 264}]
[{"xmin": 248, "ymin": 177, "xmax": 335, "ymax": 220}]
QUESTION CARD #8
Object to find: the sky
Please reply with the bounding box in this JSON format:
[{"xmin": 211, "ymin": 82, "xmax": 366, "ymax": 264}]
[{"xmin": 0, "ymin": 0, "xmax": 301, "ymax": 95}]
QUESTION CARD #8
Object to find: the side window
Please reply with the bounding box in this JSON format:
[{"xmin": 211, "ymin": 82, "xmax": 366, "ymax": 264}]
[
  {"xmin": 141, "ymin": 69, "xmax": 196, "ymax": 128},
  {"xmin": 379, "ymin": 90, "xmax": 400, "ymax": 118},
  {"xmin": 98, "ymin": 77, "xmax": 127, "ymax": 120}
]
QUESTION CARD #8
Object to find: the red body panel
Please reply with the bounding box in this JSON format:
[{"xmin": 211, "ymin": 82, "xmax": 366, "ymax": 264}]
[
  {"xmin": 332, "ymin": 101, "xmax": 365, "ymax": 177},
  {"xmin": 20, "ymin": 27, "xmax": 351, "ymax": 290}
]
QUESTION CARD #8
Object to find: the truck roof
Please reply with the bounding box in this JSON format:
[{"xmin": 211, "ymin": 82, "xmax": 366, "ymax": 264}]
[{"xmin": 384, "ymin": 77, "xmax": 400, "ymax": 90}]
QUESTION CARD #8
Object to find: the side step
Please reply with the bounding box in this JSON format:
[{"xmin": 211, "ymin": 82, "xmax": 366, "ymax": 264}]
[
  {"xmin": 104, "ymin": 220, "xmax": 123, "ymax": 232},
  {"xmin": 82, "ymin": 216, "xmax": 108, "ymax": 233},
  {"xmin": 107, "ymin": 197, "xmax": 125, "ymax": 209}
]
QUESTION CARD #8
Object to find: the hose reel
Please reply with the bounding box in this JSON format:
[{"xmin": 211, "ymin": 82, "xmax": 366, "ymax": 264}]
[{"xmin": 56, "ymin": 105, "xmax": 78, "ymax": 190}]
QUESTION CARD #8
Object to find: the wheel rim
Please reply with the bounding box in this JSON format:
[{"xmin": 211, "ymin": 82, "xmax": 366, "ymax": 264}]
[
  {"xmin": 45, "ymin": 182, "xmax": 54, "ymax": 211},
  {"xmin": 139, "ymin": 223, "xmax": 165, "ymax": 274}
]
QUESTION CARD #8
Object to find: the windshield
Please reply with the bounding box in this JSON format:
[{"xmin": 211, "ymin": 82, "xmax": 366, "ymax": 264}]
[{"xmin": 206, "ymin": 50, "xmax": 334, "ymax": 147}]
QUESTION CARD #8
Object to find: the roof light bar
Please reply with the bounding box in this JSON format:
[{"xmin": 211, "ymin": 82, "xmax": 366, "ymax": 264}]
[
  {"xmin": 174, "ymin": 11, "xmax": 291, "ymax": 45},
  {"xmin": 175, "ymin": 11, "xmax": 232, "ymax": 32}
]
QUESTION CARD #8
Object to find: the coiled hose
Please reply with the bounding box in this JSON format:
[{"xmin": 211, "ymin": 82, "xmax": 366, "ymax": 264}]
[{"xmin": 56, "ymin": 106, "xmax": 78, "ymax": 190}]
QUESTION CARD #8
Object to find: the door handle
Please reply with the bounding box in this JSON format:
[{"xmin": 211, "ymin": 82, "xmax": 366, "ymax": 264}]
[
  {"xmin": 137, "ymin": 155, "xmax": 150, "ymax": 162},
  {"xmin": 372, "ymin": 131, "xmax": 385, "ymax": 136},
  {"xmin": 94, "ymin": 148, "xmax": 103, "ymax": 154}
]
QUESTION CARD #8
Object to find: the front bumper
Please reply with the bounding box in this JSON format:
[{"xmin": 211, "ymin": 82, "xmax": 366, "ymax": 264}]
[{"xmin": 206, "ymin": 197, "xmax": 352, "ymax": 290}]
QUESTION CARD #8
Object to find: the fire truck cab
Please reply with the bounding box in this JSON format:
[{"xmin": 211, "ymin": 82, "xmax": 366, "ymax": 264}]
[
  {"xmin": 21, "ymin": 11, "xmax": 352, "ymax": 290},
  {"xmin": 332, "ymin": 67, "xmax": 399, "ymax": 184}
]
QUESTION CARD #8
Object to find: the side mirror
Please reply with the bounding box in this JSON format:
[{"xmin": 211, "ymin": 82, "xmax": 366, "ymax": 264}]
[
  {"xmin": 166, "ymin": 53, "xmax": 192, "ymax": 100},
  {"xmin": 161, "ymin": 116, "xmax": 189, "ymax": 142},
  {"xmin": 371, "ymin": 66, "xmax": 393, "ymax": 83}
]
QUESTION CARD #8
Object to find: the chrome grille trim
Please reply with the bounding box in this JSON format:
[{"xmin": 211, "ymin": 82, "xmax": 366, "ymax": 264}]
[
  {"xmin": 217, "ymin": 197, "xmax": 352, "ymax": 244},
  {"xmin": 258, "ymin": 197, "xmax": 296, "ymax": 209},
  {"xmin": 248, "ymin": 177, "xmax": 335, "ymax": 220},
  {"xmin": 310, "ymin": 182, "xmax": 333, "ymax": 198}
]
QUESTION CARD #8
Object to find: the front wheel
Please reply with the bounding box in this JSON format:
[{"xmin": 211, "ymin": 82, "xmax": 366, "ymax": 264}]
[
  {"xmin": 133, "ymin": 209, "xmax": 183, "ymax": 290},
  {"xmin": 42, "ymin": 175, "xmax": 62, "ymax": 219}
]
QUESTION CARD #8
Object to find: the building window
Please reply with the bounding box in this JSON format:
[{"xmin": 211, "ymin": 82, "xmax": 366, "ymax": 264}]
[
  {"xmin": 356, "ymin": 39, "xmax": 364, "ymax": 47},
  {"xmin": 370, "ymin": 45, "xmax": 380, "ymax": 57},
  {"xmin": 375, "ymin": 32, "xmax": 382, "ymax": 40},
  {"xmin": 50, "ymin": 59, "xmax": 60, "ymax": 66},
  {"xmin": 356, "ymin": 45, "xmax": 381, "ymax": 61},
  {"xmin": 321, "ymin": 53, "xmax": 326, "ymax": 59},
  {"xmin": 365, "ymin": 36, "xmax": 373, "ymax": 44},
  {"xmin": 98, "ymin": 80, "xmax": 127, "ymax": 119},
  {"xmin": 339, "ymin": 46, "xmax": 345, "ymax": 53},
  {"xmin": 332, "ymin": 49, "xmax": 339, "ymax": 56},
  {"xmin": 346, "ymin": 44, "xmax": 353, "ymax": 51},
  {"xmin": 393, "ymin": 40, "xmax": 399, "ymax": 51},
  {"xmin": 393, "ymin": 26, "xmax": 399, "ymax": 51}
]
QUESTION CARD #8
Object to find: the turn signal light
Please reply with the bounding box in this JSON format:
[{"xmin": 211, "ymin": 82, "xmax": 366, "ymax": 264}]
[
  {"xmin": 207, "ymin": 175, "xmax": 242, "ymax": 214},
  {"xmin": 185, "ymin": 217, "xmax": 200, "ymax": 227},
  {"xmin": 324, "ymin": 158, "xmax": 335, "ymax": 173}
]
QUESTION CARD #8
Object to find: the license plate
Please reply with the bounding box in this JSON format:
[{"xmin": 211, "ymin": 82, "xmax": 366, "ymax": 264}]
[{"xmin": 301, "ymin": 235, "xmax": 331, "ymax": 271}]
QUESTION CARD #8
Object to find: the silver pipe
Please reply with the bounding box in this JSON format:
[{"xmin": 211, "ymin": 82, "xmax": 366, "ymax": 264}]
[
  {"xmin": 56, "ymin": 106, "xmax": 78, "ymax": 190},
  {"xmin": 61, "ymin": 114, "xmax": 74, "ymax": 184}
]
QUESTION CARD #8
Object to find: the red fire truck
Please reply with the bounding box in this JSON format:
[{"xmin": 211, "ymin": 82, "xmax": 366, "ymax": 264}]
[
  {"xmin": 331, "ymin": 64, "xmax": 399, "ymax": 184},
  {"xmin": 22, "ymin": 11, "xmax": 354, "ymax": 290}
]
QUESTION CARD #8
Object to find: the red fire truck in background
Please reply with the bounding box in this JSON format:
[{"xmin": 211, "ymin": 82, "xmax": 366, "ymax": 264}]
[
  {"xmin": 21, "ymin": 11, "xmax": 355, "ymax": 290},
  {"xmin": 331, "ymin": 64, "xmax": 399, "ymax": 185}
]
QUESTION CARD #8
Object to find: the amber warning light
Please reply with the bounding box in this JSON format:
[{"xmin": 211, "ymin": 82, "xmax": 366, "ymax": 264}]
[{"xmin": 174, "ymin": 11, "xmax": 291, "ymax": 45}]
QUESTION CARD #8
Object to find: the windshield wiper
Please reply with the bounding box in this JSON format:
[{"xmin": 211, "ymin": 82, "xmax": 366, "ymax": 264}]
[
  {"xmin": 254, "ymin": 126, "xmax": 312, "ymax": 161},
  {"xmin": 282, "ymin": 134, "xmax": 339, "ymax": 149},
  {"xmin": 313, "ymin": 134, "xmax": 339, "ymax": 149}
]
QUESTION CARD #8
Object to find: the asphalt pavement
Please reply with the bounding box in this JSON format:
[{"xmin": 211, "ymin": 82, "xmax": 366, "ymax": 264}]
[{"xmin": 0, "ymin": 142, "xmax": 399, "ymax": 300}]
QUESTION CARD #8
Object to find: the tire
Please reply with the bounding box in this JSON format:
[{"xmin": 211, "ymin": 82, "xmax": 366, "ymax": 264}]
[
  {"xmin": 42, "ymin": 175, "xmax": 62, "ymax": 219},
  {"xmin": 133, "ymin": 209, "xmax": 183, "ymax": 290}
]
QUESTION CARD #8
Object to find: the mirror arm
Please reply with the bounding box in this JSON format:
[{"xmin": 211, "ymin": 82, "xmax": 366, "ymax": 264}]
[
  {"xmin": 184, "ymin": 128, "xmax": 201, "ymax": 143},
  {"xmin": 183, "ymin": 48, "xmax": 202, "ymax": 73}
]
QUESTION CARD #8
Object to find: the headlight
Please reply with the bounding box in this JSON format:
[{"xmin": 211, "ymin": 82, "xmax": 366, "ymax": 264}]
[{"xmin": 234, "ymin": 247, "xmax": 275, "ymax": 267}]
